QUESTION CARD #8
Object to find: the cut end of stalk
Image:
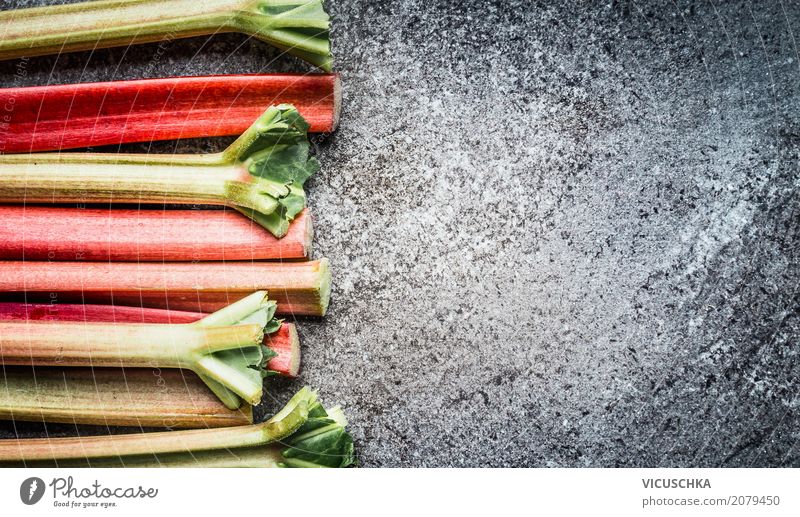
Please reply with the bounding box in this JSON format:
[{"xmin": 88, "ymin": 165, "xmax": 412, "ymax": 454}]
[
  {"xmin": 255, "ymin": 386, "xmax": 316, "ymax": 442},
  {"xmin": 318, "ymin": 257, "xmax": 332, "ymax": 316},
  {"xmin": 325, "ymin": 405, "xmax": 347, "ymax": 428},
  {"xmin": 302, "ymin": 210, "xmax": 314, "ymax": 258},
  {"xmin": 287, "ymin": 324, "xmax": 302, "ymax": 377},
  {"xmin": 268, "ymin": 386, "xmax": 316, "ymax": 423},
  {"xmin": 331, "ymin": 73, "xmax": 342, "ymax": 131},
  {"xmin": 263, "ymin": 322, "xmax": 300, "ymax": 377},
  {"xmin": 241, "ymin": 403, "xmax": 255, "ymax": 424}
]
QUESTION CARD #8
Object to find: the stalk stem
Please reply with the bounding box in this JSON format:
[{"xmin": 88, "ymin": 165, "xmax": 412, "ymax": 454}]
[
  {"xmin": 0, "ymin": 0, "xmax": 243, "ymax": 60},
  {"xmin": 0, "ymin": 74, "xmax": 340, "ymax": 152},
  {"xmin": 0, "ymin": 387, "xmax": 316, "ymax": 462},
  {"xmin": 0, "ymin": 160, "xmax": 280, "ymax": 212},
  {"xmin": 0, "ymin": 104, "xmax": 318, "ymax": 238},
  {"xmin": 0, "ymin": 302, "xmax": 301, "ymax": 377},
  {"xmin": 0, "ymin": 259, "xmax": 331, "ymax": 316},
  {"xmin": 0, "ymin": 321, "xmax": 262, "ymax": 369},
  {"xmin": 19, "ymin": 445, "xmax": 289, "ymax": 467},
  {"xmin": 0, "ymin": 291, "xmax": 279, "ymax": 408},
  {"xmin": 0, "ymin": 0, "xmax": 332, "ymax": 70},
  {"xmin": 0, "ymin": 367, "xmax": 254, "ymax": 428},
  {"xmin": 0, "ymin": 206, "xmax": 313, "ymax": 262}
]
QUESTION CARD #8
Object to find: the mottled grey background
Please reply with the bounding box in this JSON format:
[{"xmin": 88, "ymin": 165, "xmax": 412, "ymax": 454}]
[{"xmin": 0, "ymin": 0, "xmax": 798, "ymax": 467}]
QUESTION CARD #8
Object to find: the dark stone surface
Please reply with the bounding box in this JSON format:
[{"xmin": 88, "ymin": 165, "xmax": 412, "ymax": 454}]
[{"xmin": 0, "ymin": 0, "xmax": 798, "ymax": 467}]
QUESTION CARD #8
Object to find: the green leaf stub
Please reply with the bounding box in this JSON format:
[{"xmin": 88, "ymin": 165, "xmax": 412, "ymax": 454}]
[
  {"xmin": 224, "ymin": 104, "xmax": 318, "ymax": 237},
  {"xmin": 279, "ymin": 403, "xmax": 356, "ymax": 468},
  {"xmin": 192, "ymin": 292, "xmax": 285, "ymax": 409},
  {"xmin": 238, "ymin": 0, "xmax": 332, "ymax": 71}
]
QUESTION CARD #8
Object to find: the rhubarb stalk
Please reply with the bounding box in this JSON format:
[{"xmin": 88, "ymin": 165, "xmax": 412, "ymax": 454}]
[
  {"xmin": 0, "ymin": 302, "xmax": 301, "ymax": 377},
  {"xmin": 0, "ymin": 259, "xmax": 330, "ymax": 315},
  {"xmin": 0, "ymin": 387, "xmax": 356, "ymax": 468},
  {"xmin": 0, "ymin": 104, "xmax": 318, "ymax": 238},
  {"xmin": 0, "ymin": 367, "xmax": 253, "ymax": 428},
  {"xmin": 0, "ymin": 0, "xmax": 332, "ymax": 70},
  {"xmin": 0, "ymin": 291, "xmax": 281, "ymax": 409},
  {"xmin": 0, "ymin": 74, "xmax": 341, "ymax": 153},
  {"xmin": 0, "ymin": 206, "xmax": 313, "ymax": 262}
]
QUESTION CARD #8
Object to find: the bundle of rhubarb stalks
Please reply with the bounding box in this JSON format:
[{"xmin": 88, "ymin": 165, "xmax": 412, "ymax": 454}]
[{"xmin": 0, "ymin": 0, "xmax": 354, "ymax": 468}]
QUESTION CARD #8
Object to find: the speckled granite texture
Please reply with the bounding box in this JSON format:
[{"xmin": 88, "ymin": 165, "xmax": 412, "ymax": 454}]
[{"xmin": 0, "ymin": 0, "xmax": 797, "ymax": 467}]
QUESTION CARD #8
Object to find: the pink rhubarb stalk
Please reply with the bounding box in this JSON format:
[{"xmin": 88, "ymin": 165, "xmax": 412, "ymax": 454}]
[
  {"xmin": 0, "ymin": 206, "xmax": 313, "ymax": 262},
  {"xmin": 0, "ymin": 74, "xmax": 340, "ymax": 153},
  {"xmin": 0, "ymin": 259, "xmax": 330, "ymax": 316}
]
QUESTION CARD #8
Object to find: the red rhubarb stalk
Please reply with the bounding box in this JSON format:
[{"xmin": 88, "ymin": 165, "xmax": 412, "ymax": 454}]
[
  {"xmin": 0, "ymin": 303, "xmax": 300, "ymax": 377},
  {"xmin": 0, "ymin": 259, "xmax": 330, "ymax": 316},
  {"xmin": 0, "ymin": 206, "xmax": 313, "ymax": 262},
  {"xmin": 0, "ymin": 74, "xmax": 341, "ymax": 153}
]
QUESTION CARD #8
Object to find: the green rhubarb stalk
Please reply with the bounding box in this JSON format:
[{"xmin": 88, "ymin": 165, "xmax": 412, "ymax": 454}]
[
  {"xmin": 137, "ymin": 403, "xmax": 357, "ymax": 467},
  {"xmin": 0, "ymin": 0, "xmax": 332, "ymax": 70},
  {"xmin": 0, "ymin": 387, "xmax": 315, "ymax": 463},
  {"xmin": 0, "ymin": 291, "xmax": 281, "ymax": 410},
  {"xmin": 0, "ymin": 387, "xmax": 356, "ymax": 468},
  {"xmin": 0, "ymin": 105, "xmax": 317, "ymax": 237},
  {"xmin": 0, "ymin": 366, "xmax": 255, "ymax": 429}
]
